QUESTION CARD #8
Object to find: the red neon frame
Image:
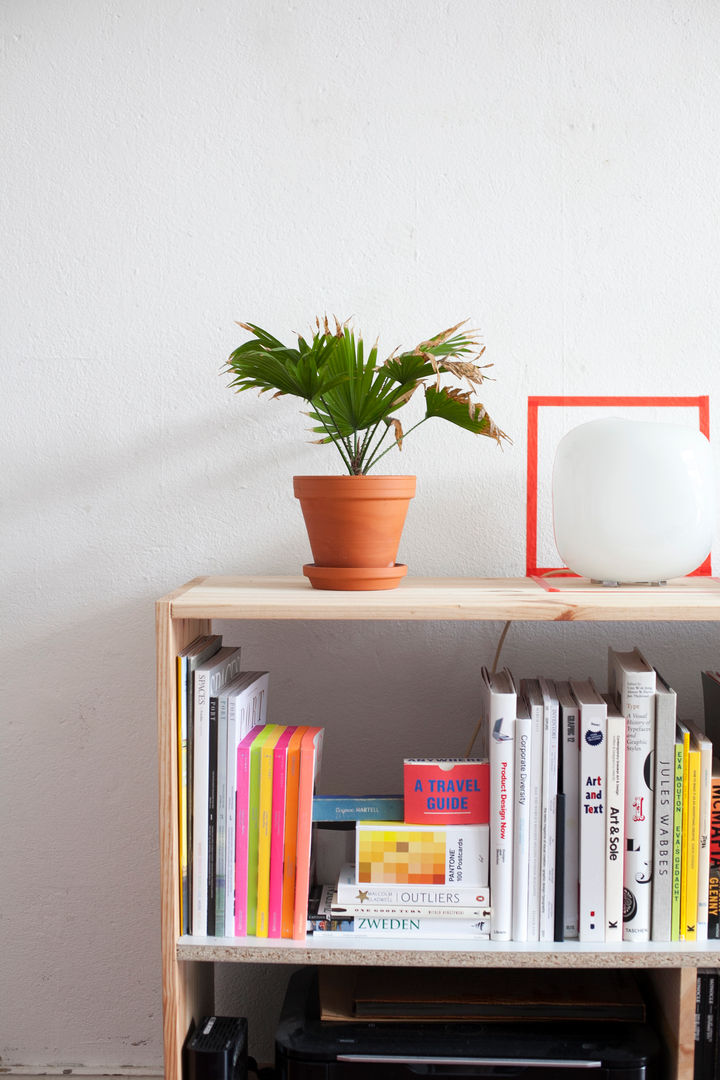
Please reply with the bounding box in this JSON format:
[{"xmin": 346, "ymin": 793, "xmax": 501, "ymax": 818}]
[{"xmin": 526, "ymin": 395, "xmax": 711, "ymax": 578}]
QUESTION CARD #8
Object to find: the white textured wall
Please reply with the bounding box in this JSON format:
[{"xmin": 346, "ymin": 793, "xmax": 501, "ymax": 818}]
[{"xmin": 3, "ymin": 0, "xmax": 720, "ymax": 1071}]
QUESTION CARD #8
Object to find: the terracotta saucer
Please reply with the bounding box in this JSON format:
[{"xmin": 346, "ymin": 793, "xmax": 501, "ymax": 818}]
[{"xmin": 302, "ymin": 563, "xmax": 408, "ymax": 591}]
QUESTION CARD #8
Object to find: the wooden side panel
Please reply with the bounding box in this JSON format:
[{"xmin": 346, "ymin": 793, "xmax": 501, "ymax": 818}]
[
  {"xmin": 157, "ymin": 600, "xmax": 213, "ymax": 1080},
  {"xmin": 648, "ymin": 968, "xmax": 697, "ymax": 1080}
]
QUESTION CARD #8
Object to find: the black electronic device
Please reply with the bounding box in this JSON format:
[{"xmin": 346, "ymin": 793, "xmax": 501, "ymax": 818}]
[
  {"xmin": 275, "ymin": 968, "xmax": 662, "ymax": 1079},
  {"xmin": 185, "ymin": 1015, "xmax": 248, "ymax": 1080}
]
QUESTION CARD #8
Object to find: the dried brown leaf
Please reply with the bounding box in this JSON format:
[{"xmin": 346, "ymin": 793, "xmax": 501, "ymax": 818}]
[{"xmin": 388, "ymin": 417, "xmax": 403, "ymax": 449}]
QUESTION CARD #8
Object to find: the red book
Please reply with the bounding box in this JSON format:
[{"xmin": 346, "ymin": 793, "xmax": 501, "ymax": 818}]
[{"xmin": 403, "ymin": 759, "xmax": 490, "ymax": 825}]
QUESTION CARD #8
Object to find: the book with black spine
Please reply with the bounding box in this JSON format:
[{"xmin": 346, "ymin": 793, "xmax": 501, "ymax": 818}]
[{"xmin": 555, "ymin": 680, "xmax": 580, "ymax": 939}]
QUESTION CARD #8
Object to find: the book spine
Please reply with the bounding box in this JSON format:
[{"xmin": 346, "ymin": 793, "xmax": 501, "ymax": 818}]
[
  {"xmin": 683, "ymin": 747, "xmax": 701, "ymax": 940},
  {"xmin": 526, "ymin": 699, "xmax": 544, "ymax": 941},
  {"xmin": 234, "ymin": 737, "xmax": 252, "ymax": 936},
  {"xmin": 268, "ymin": 727, "xmax": 296, "ymax": 937},
  {"xmin": 335, "ymin": 880, "xmax": 491, "ymax": 907},
  {"xmin": 709, "ymin": 772, "xmax": 720, "ymax": 940},
  {"xmin": 692, "ymin": 732, "xmax": 712, "ymax": 942},
  {"xmin": 311, "ymin": 795, "xmax": 405, "ymax": 822},
  {"xmin": 539, "ymin": 687, "xmax": 558, "ymax": 942},
  {"xmin": 214, "ymin": 693, "xmax": 229, "ymax": 936},
  {"xmin": 694, "ymin": 972, "xmax": 705, "ymax": 1080},
  {"xmin": 255, "ymin": 729, "xmax": 282, "ymax": 937},
  {"xmin": 486, "ymin": 689, "xmax": 515, "ymax": 942},
  {"xmin": 511, "ymin": 713, "xmax": 531, "ymax": 941},
  {"xmin": 223, "ymin": 692, "xmax": 240, "ymax": 937},
  {"xmin": 330, "ymin": 903, "xmax": 492, "ymax": 918},
  {"xmin": 671, "ymin": 739, "xmax": 684, "ymax": 941},
  {"xmin": 192, "ymin": 669, "xmax": 211, "ymax": 936},
  {"xmin": 560, "ymin": 697, "xmax": 579, "ymax": 939},
  {"xmin": 553, "ymin": 792, "xmax": 566, "ymax": 942},
  {"xmin": 246, "ymin": 727, "xmax": 273, "ymax": 935},
  {"xmin": 679, "ymin": 725, "xmax": 692, "ymax": 941},
  {"xmin": 177, "ymin": 654, "xmax": 190, "ymax": 937},
  {"xmin": 317, "ymin": 915, "xmax": 491, "ymax": 938},
  {"xmin": 579, "ymin": 704, "xmax": 606, "ymax": 941},
  {"xmin": 651, "ymin": 691, "xmax": 676, "ymax": 941},
  {"xmin": 703, "ymin": 969, "xmax": 717, "ymax": 1079},
  {"xmin": 617, "ymin": 669, "xmax": 656, "ymax": 942},
  {"xmin": 206, "ymin": 696, "xmax": 218, "ymax": 935},
  {"xmin": 605, "ymin": 711, "xmax": 625, "ymax": 942}
]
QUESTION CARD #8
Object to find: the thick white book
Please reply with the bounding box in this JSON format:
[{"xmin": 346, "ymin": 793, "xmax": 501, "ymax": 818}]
[
  {"xmin": 512, "ymin": 697, "xmax": 531, "ymax": 941},
  {"xmin": 519, "ymin": 678, "xmax": 545, "ymax": 941},
  {"xmin": 335, "ymin": 863, "xmax": 490, "ymax": 907},
  {"xmin": 650, "ymin": 669, "xmax": 678, "ymax": 942},
  {"xmin": 192, "ymin": 645, "xmax": 243, "ymax": 936},
  {"xmin": 556, "ymin": 680, "xmax": 580, "ymax": 940},
  {"xmin": 571, "ymin": 678, "xmax": 607, "ymax": 942},
  {"xmin": 481, "ymin": 666, "xmax": 516, "ymax": 942},
  {"xmin": 608, "ymin": 647, "xmax": 656, "ymax": 942},
  {"xmin": 538, "ymin": 678, "xmax": 559, "ymax": 942},
  {"xmin": 603, "ymin": 695, "xmax": 626, "ymax": 942},
  {"xmin": 315, "ymin": 913, "xmax": 491, "ymax": 938},
  {"xmin": 683, "ymin": 719, "xmax": 713, "ymax": 941},
  {"xmin": 221, "ymin": 671, "xmax": 269, "ymax": 936}
]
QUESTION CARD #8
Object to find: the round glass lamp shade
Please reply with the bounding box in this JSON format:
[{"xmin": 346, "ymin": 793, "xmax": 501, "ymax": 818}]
[{"xmin": 551, "ymin": 417, "xmax": 715, "ymax": 583}]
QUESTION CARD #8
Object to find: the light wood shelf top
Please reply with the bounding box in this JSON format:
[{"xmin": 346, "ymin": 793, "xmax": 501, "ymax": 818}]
[
  {"xmin": 177, "ymin": 935, "xmax": 720, "ymax": 968},
  {"xmin": 159, "ymin": 574, "xmax": 720, "ymax": 622}
]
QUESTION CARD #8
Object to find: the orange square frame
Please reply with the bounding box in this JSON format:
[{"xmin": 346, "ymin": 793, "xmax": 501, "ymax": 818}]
[{"xmin": 526, "ymin": 395, "xmax": 711, "ymax": 578}]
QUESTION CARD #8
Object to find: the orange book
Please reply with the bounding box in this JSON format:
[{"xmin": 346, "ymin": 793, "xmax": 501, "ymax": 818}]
[
  {"xmin": 292, "ymin": 726, "xmax": 325, "ymax": 940},
  {"xmin": 279, "ymin": 726, "xmax": 306, "ymax": 939}
]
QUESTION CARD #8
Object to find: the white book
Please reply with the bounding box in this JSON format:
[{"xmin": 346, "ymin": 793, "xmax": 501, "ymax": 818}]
[
  {"xmin": 556, "ymin": 680, "xmax": 580, "ymax": 939},
  {"xmin": 520, "ymin": 678, "xmax": 545, "ymax": 941},
  {"xmin": 335, "ymin": 863, "xmax": 491, "ymax": 907},
  {"xmin": 650, "ymin": 669, "xmax": 678, "ymax": 941},
  {"xmin": 538, "ymin": 678, "xmax": 559, "ymax": 942},
  {"xmin": 315, "ymin": 913, "xmax": 491, "ymax": 938},
  {"xmin": 603, "ymin": 695, "xmax": 626, "ymax": 942},
  {"xmin": 192, "ymin": 645, "xmax": 243, "ymax": 935},
  {"xmin": 571, "ymin": 678, "xmax": 607, "ymax": 942},
  {"xmin": 683, "ymin": 719, "xmax": 713, "ymax": 942},
  {"xmin": 481, "ymin": 666, "xmax": 516, "ymax": 942},
  {"xmin": 221, "ymin": 671, "xmax": 269, "ymax": 936},
  {"xmin": 608, "ymin": 647, "xmax": 656, "ymax": 942},
  {"xmin": 512, "ymin": 697, "xmax": 531, "ymax": 941}
]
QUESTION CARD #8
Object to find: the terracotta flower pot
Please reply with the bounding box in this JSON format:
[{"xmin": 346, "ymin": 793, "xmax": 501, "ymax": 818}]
[{"xmin": 293, "ymin": 475, "xmax": 416, "ymax": 590}]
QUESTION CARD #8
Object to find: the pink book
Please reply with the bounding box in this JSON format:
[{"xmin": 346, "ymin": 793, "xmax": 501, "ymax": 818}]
[
  {"xmin": 234, "ymin": 725, "xmax": 266, "ymax": 936},
  {"xmin": 267, "ymin": 726, "xmax": 297, "ymax": 937},
  {"xmin": 292, "ymin": 727, "xmax": 324, "ymax": 940}
]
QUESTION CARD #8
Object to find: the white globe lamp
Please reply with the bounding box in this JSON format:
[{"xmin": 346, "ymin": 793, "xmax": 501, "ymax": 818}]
[{"xmin": 551, "ymin": 417, "xmax": 715, "ymax": 584}]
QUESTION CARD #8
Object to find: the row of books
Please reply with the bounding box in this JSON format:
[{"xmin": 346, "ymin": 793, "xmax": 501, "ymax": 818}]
[
  {"xmin": 177, "ymin": 634, "xmax": 324, "ymax": 939},
  {"xmin": 481, "ymin": 647, "xmax": 719, "ymax": 943}
]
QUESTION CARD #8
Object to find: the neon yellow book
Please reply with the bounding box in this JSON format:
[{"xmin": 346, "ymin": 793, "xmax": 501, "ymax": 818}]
[
  {"xmin": 671, "ymin": 735, "xmax": 684, "ymax": 941},
  {"xmin": 682, "ymin": 738, "xmax": 701, "ymax": 940},
  {"xmin": 245, "ymin": 724, "xmax": 280, "ymax": 936},
  {"xmin": 256, "ymin": 725, "xmax": 288, "ymax": 937},
  {"xmin": 677, "ymin": 722, "xmax": 691, "ymax": 939}
]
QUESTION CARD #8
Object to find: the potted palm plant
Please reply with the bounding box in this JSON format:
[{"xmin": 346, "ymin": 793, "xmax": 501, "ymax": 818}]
[{"xmin": 225, "ymin": 316, "xmax": 508, "ymax": 590}]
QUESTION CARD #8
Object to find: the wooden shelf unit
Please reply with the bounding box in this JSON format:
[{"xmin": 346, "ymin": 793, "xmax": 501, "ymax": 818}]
[{"xmin": 157, "ymin": 575, "xmax": 720, "ymax": 1080}]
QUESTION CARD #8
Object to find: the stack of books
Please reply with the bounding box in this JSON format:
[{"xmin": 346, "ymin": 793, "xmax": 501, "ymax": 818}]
[
  {"xmin": 309, "ymin": 760, "xmax": 491, "ymax": 938},
  {"xmin": 177, "ymin": 634, "xmax": 323, "ymax": 941}
]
